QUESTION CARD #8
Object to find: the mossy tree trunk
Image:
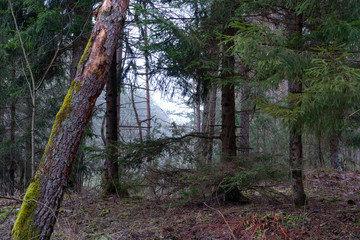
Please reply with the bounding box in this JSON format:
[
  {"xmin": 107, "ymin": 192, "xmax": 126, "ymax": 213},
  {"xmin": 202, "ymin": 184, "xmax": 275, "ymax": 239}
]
[{"xmin": 11, "ymin": 0, "xmax": 130, "ymax": 239}]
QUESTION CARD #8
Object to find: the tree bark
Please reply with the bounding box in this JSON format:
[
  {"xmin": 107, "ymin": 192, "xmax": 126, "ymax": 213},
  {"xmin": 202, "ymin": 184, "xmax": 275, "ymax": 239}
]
[
  {"xmin": 287, "ymin": 12, "xmax": 306, "ymax": 207},
  {"xmin": 195, "ymin": 80, "xmax": 201, "ymax": 133},
  {"xmin": 220, "ymin": 25, "xmax": 237, "ymax": 163},
  {"xmin": 239, "ymin": 85, "xmax": 250, "ymax": 157},
  {"xmin": 142, "ymin": 1, "xmax": 151, "ymax": 139},
  {"xmin": 145, "ymin": 53, "xmax": 151, "ymax": 139},
  {"xmin": 130, "ymin": 83, "xmax": 143, "ymax": 142},
  {"xmin": 11, "ymin": 1, "xmax": 130, "ymax": 239},
  {"xmin": 9, "ymin": 67, "xmax": 17, "ymax": 195},
  {"xmin": 9, "ymin": 96, "xmax": 17, "ymax": 195},
  {"xmin": 30, "ymin": 92, "xmax": 36, "ymax": 179},
  {"xmin": 104, "ymin": 53, "xmax": 120, "ymax": 194},
  {"xmin": 221, "ymin": 64, "xmax": 236, "ymax": 162},
  {"xmin": 23, "ymin": 99, "xmax": 33, "ymax": 190},
  {"xmin": 201, "ymin": 87, "xmax": 217, "ymax": 164},
  {"xmin": 318, "ymin": 136, "xmax": 325, "ymax": 168},
  {"xmin": 330, "ymin": 135, "xmax": 342, "ymax": 170}
]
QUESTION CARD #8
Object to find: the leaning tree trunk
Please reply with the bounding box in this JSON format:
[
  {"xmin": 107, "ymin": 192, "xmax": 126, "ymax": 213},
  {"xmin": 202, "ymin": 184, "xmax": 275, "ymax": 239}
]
[{"xmin": 11, "ymin": 1, "xmax": 130, "ymax": 239}]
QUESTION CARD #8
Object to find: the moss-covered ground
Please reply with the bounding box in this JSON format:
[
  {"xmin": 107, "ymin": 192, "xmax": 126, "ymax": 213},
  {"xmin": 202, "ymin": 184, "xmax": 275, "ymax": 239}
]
[{"xmin": 1, "ymin": 169, "xmax": 360, "ymax": 239}]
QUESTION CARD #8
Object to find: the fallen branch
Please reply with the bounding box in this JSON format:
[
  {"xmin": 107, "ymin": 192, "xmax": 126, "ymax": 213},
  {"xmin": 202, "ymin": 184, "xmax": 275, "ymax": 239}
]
[
  {"xmin": 204, "ymin": 202, "xmax": 237, "ymax": 240},
  {"xmin": 0, "ymin": 195, "xmax": 57, "ymax": 219}
]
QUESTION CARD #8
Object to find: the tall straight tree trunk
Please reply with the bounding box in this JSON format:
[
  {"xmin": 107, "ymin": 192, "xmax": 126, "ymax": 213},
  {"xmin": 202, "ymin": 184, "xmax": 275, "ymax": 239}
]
[
  {"xmin": 145, "ymin": 51, "xmax": 151, "ymax": 139},
  {"xmin": 196, "ymin": 99, "xmax": 201, "ymax": 132},
  {"xmin": 221, "ymin": 83, "xmax": 237, "ymax": 162},
  {"xmin": 220, "ymin": 54, "xmax": 248, "ymax": 202},
  {"xmin": 239, "ymin": 85, "xmax": 250, "ymax": 157},
  {"xmin": 220, "ymin": 55, "xmax": 236, "ymax": 163},
  {"xmin": 9, "ymin": 97, "xmax": 17, "ymax": 195},
  {"xmin": 30, "ymin": 93, "xmax": 36, "ymax": 179},
  {"xmin": 9, "ymin": 67, "xmax": 17, "ymax": 195},
  {"xmin": 287, "ymin": 12, "xmax": 306, "ymax": 207},
  {"xmin": 143, "ymin": 1, "xmax": 151, "ymax": 139},
  {"xmin": 130, "ymin": 83, "xmax": 143, "ymax": 141},
  {"xmin": 330, "ymin": 136, "xmax": 342, "ymax": 170},
  {"xmin": 23, "ymin": 99, "xmax": 33, "ymax": 190},
  {"xmin": 201, "ymin": 87, "xmax": 217, "ymax": 164},
  {"xmin": 195, "ymin": 80, "xmax": 201, "ymax": 132},
  {"xmin": 12, "ymin": 1, "xmax": 130, "ymax": 239},
  {"xmin": 104, "ymin": 53, "xmax": 120, "ymax": 194},
  {"xmin": 116, "ymin": 30, "xmax": 124, "ymax": 139},
  {"xmin": 220, "ymin": 25, "xmax": 237, "ymax": 163},
  {"xmin": 318, "ymin": 136, "xmax": 325, "ymax": 168}
]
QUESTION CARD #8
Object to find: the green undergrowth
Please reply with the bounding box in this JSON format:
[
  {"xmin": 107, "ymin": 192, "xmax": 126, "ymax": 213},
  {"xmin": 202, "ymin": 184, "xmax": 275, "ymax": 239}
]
[
  {"xmin": 0, "ymin": 206, "xmax": 17, "ymax": 220},
  {"xmin": 121, "ymin": 196, "xmax": 144, "ymax": 206}
]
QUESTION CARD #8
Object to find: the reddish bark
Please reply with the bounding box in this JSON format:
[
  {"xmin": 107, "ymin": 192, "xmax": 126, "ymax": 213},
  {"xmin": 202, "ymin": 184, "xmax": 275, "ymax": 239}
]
[{"xmin": 12, "ymin": 1, "xmax": 130, "ymax": 239}]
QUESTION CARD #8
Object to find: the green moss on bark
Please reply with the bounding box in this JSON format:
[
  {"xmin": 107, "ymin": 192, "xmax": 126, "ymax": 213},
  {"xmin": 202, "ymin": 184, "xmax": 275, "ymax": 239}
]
[
  {"xmin": 41, "ymin": 78, "xmax": 81, "ymax": 162},
  {"xmin": 11, "ymin": 176, "xmax": 40, "ymax": 240},
  {"xmin": 11, "ymin": 74, "xmax": 83, "ymax": 240},
  {"xmin": 77, "ymin": 36, "xmax": 92, "ymax": 69}
]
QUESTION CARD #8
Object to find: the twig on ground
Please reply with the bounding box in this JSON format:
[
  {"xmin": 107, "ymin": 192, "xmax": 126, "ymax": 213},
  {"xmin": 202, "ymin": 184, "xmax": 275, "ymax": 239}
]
[
  {"xmin": 0, "ymin": 195, "xmax": 57, "ymax": 220},
  {"xmin": 203, "ymin": 202, "xmax": 237, "ymax": 240}
]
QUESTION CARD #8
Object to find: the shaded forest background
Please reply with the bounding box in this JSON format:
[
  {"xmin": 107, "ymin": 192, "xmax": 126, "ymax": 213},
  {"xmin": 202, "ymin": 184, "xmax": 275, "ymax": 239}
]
[{"xmin": 1, "ymin": 0, "xmax": 360, "ymax": 238}]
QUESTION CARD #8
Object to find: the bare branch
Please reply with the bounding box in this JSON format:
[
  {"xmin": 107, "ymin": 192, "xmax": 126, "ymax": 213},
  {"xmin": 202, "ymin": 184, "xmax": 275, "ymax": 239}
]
[{"xmin": 203, "ymin": 202, "xmax": 237, "ymax": 240}]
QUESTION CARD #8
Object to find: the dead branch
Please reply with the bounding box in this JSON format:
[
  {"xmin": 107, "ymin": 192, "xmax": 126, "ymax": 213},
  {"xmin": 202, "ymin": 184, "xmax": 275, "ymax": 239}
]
[{"xmin": 204, "ymin": 202, "xmax": 237, "ymax": 240}]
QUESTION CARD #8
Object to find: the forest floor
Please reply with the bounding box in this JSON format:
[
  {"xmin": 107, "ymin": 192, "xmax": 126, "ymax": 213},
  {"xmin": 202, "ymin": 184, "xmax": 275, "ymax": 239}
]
[{"xmin": 1, "ymin": 168, "xmax": 360, "ymax": 239}]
